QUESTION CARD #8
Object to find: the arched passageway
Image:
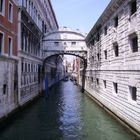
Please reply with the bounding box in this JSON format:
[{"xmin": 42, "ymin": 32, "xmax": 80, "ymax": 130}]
[
  {"xmin": 42, "ymin": 53, "xmax": 87, "ymax": 92},
  {"xmin": 42, "ymin": 27, "xmax": 88, "ymax": 92}
]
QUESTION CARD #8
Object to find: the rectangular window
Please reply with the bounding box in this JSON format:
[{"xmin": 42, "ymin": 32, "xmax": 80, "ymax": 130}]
[
  {"xmin": 91, "ymin": 77, "xmax": 93, "ymax": 82},
  {"xmin": 97, "ymin": 53, "xmax": 100, "ymax": 61},
  {"xmin": 45, "ymin": 25, "xmax": 47, "ymax": 33},
  {"xmin": 96, "ymin": 78, "xmax": 99, "ymax": 85},
  {"xmin": 0, "ymin": 32, "xmax": 4, "ymax": 55},
  {"xmin": 91, "ymin": 38, "xmax": 95, "ymax": 46},
  {"xmin": 113, "ymin": 43, "xmax": 119, "ymax": 57},
  {"xmin": 129, "ymin": 86, "xmax": 137, "ymax": 101},
  {"xmin": 97, "ymin": 33, "xmax": 100, "ymax": 41},
  {"xmin": 64, "ymin": 42, "xmax": 67, "ymax": 45},
  {"xmin": 92, "ymin": 56, "xmax": 94, "ymax": 64},
  {"xmin": 71, "ymin": 42, "xmax": 76, "ymax": 45},
  {"xmin": 104, "ymin": 26, "xmax": 107, "ymax": 35},
  {"xmin": 114, "ymin": 16, "xmax": 118, "ymax": 27},
  {"xmin": 113, "ymin": 82, "xmax": 118, "ymax": 94},
  {"xmin": 25, "ymin": 63, "xmax": 27, "ymax": 72},
  {"xmin": 104, "ymin": 50, "xmax": 107, "ymax": 59},
  {"xmin": 103, "ymin": 80, "xmax": 106, "ymax": 88},
  {"xmin": 31, "ymin": 64, "xmax": 33, "ymax": 72},
  {"xmin": 21, "ymin": 31, "xmax": 24, "ymax": 50},
  {"xmin": 3, "ymin": 84, "xmax": 7, "ymax": 95},
  {"xmin": 25, "ymin": 36, "xmax": 27, "ymax": 52},
  {"xmin": 8, "ymin": 37, "xmax": 12, "ymax": 56},
  {"xmin": 0, "ymin": 0, "xmax": 4, "ymax": 15},
  {"xmin": 28, "ymin": 64, "xmax": 30, "ymax": 72},
  {"xmin": 54, "ymin": 42, "xmax": 59, "ymax": 46},
  {"xmin": 130, "ymin": 35, "xmax": 138, "ymax": 52},
  {"xmin": 130, "ymin": 0, "xmax": 137, "ymax": 15},
  {"xmin": 21, "ymin": 62, "xmax": 24, "ymax": 73},
  {"xmin": 0, "ymin": 0, "xmax": 3, "ymax": 12},
  {"xmin": 132, "ymin": 36, "xmax": 138, "ymax": 52},
  {"xmin": 8, "ymin": 2, "xmax": 13, "ymax": 22}
]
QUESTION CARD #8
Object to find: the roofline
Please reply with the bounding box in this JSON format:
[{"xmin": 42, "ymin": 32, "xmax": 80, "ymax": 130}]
[
  {"xmin": 48, "ymin": 0, "xmax": 59, "ymax": 29},
  {"xmin": 45, "ymin": 30, "xmax": 85, "ymax": 38},
  {"xmin": 86, "ymin": 0, "xmax": 125, "ymax": 43}
]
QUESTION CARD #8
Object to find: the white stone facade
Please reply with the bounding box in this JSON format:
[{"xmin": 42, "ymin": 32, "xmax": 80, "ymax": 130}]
[
  {"xmin": 44, "ymin": 56, "xmax": 65, "ymax": 88},
  {"xmin": 84, "ymin": 0, "xmax": 140, "ymax": 132},
  {"xmin": 43, "ymin": 27, "xmax": 87, "ymax": 61},
  {"xmin": 0, "ymin": 59, "xmax": 18, "ymax": 118},
  {"xmin": 17, "ymin": 0, "xmax": 58, "ymax": 105}
]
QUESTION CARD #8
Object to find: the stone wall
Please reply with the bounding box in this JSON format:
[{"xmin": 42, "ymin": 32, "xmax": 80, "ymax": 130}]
[
  {"xmin": 84, "ymin": 0, "xmax": 140, "ymax": 132},
  {"xmin": 45, "ymin": 56, "xmax": 65, "ymax": 88},
  {"xmin": 0, "ymin": 59, "xmax": 18, "ymax": 118}
]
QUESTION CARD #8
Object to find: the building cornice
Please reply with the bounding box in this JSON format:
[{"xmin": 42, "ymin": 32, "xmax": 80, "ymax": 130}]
[
  {"xmin": 48, "ymin": 0, "xmax": 59, "ymax": 29},
  {"xmin": 86, "ymin": 0, "xmax": 125, "ymax": 43},
  {"xmin": 42, "ymin": 39, "xmax": 85, "ymax": 42},
  {"xmin": 45, "ymin": 30, "xmax": 85, "ymax": 38}
]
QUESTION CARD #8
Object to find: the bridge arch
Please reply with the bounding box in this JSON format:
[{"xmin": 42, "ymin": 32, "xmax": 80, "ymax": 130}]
[
  {"xmin": 43, "ymin": 52, "xmax": 87, "ymax": 65},
  {"xmin": 42, "ymin": 27, "xmax": 87, "ymax": 92},
  {"xmin": 42, "ymin": 52, "xmax": 87, "ymax": 92}
]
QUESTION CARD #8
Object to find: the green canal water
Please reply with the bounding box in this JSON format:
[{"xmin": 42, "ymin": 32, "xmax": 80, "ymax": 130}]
[{"xmin": 0, "ymin": 81, "xmax": 137, "ymax": 140}]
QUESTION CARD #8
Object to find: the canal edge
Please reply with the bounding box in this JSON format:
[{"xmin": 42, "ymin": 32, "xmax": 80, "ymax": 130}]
[
  {"xmin": 83, "ymin": 89, "xmax": 140, "ymax": 139},
  {"xmin": 0, "ymin": 93, "xmax": 43, "ymax": 128},
  {"xmin": 0, "ymin": 87, "xmax": 52, "ymax": 127}
]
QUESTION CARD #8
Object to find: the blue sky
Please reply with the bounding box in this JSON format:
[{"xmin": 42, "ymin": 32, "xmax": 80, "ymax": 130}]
[{"xmin": 51, "ymin": 0, "xmax": 111, "ymax": 33}]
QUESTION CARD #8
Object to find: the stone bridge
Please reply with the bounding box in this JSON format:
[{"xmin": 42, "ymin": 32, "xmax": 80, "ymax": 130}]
[
  {"xmin": 42, "ymin": 27, "xmax": 87, "ymax": 60},
  {"xmin": 42, "ymin": 27, "xmax": 87, "ymax": 91}
]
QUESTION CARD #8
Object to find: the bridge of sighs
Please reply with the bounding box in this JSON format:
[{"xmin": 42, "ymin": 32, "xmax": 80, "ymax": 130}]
[{"xmin": 42, "ymin": 27, "xmax": 87, "ymax": 91}]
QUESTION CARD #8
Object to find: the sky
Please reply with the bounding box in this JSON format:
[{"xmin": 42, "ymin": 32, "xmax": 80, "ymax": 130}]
[{"xmin": 51, "ymin": 0, "xmax": 111, "ymax": 33}]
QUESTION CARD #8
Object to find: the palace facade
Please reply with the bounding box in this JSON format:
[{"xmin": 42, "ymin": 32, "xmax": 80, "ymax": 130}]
[
  {"xmin": 84, "ymin": 0, "xmax": 140, "ymax": 132},
  {"xmin": 17, "ymin": 0, "xmax": 58, "ymax": 105},
  {"xmin": 0, "ymin": 0, "xmax": 59, "ymax": 118},
  {"xmin": 0, "ymin": 0, "xmax": 18, "ymax": 118}
]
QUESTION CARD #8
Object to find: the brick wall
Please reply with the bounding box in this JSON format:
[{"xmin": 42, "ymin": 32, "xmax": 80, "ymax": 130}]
[{"xmin": 0, "ymin": 0, "xmax": 18, "ymax": 56}]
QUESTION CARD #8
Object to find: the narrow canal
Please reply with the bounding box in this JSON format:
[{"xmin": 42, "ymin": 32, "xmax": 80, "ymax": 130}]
[{"xmin": 0, "ymin": 81, "xmax": 137, "ymax": 140}]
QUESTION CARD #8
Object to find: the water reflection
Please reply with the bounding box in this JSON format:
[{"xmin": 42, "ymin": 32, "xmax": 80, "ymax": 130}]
[
  {"xmin": 0, "ymin": 81, "xmax": 136, "ymax": 140},
  {"xmin": 58, "ymin": 82, "xmax": 82, "ymax": 140}
]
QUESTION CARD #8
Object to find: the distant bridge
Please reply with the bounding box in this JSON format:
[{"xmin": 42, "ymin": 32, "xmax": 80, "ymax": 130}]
[{"xmin": 42, "ymin": 27, "xmax": 87, "ymax": 92}]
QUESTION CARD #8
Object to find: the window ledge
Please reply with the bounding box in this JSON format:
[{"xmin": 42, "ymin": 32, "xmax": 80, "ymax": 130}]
[
  {"xmin": 0, "ymin": 12, "xmax": 4, "ymax": 16},
  {"xmin": 8, "ymin": 19, "xmax": 13, "ymax": 23},
  {"xmin": 128, "ymin": 98, "xmax": 137, "ymax": 105},
  {"xmin": 112, "ymin": 91, "xmax": 118, "ymax": 96}
]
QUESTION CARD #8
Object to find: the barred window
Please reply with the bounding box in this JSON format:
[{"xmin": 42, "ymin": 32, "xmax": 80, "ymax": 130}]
[
  {"xmin": 113, "ymin": 82, "xmax": 118, "ymax": 94},
  {"xmin": 113, "ymin": 43, "xmax": 119, "ymax": 57},
  {"xmin": 104, "ymin": 50, "xmax": 107, "ymax": 59},
  {"xmin": 130, "ymin": 0, "xmax": 137, "ymax": 15},
  {"xmin": 103, "ymin": 80, "xmax": 106, "ymax": 88},
  {"xmin": 129, "ymin": 86, "xmax": 137, "ymax": 101},
  {"xmin": 104, "ymin": 26, "xmax": 107, "ymax": 35},
  {"xmin": 114, "ymin": 16, "xmax": 118, "ymax": 27}
]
